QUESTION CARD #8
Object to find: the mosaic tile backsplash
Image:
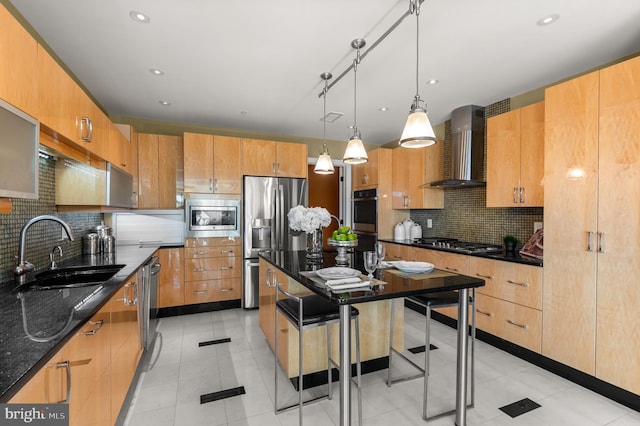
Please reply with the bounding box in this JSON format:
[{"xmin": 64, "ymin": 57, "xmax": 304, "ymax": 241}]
[
  {"xmin": 410, "ymin": 99, "xmax": 544, "ymax": 247},
  {"xmin": 0, "ymin": 154, "xmax": 103, "ymax": 283}
]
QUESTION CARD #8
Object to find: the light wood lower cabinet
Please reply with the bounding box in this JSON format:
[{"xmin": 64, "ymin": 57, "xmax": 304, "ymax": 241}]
[
  {"xmin": 158, "ymin": 247, "xmax": 185, "ymax": 308},
  {"xmin": 184, "ymin": 238, "xmax": 241, "ymax": 304},
  {"xmin": 9, "ymin": 352, "xmax": 66, "ymax": 404}
]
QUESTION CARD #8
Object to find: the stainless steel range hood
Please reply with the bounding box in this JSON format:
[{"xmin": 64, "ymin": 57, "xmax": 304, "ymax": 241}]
[{"xmin": 427, "ymin": 105, "xmax": 485, "ymax": 188}]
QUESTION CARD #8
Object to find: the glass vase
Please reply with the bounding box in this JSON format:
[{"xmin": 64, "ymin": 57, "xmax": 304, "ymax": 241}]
[{"xmin": 306, "ymin": 228, "xmax": 323, "ymax": 262}]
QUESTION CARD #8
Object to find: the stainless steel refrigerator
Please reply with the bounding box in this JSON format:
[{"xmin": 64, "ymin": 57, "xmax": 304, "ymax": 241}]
[{"xmin": 242, "ymin": 176, "xmax": 308, "ymax": 308}]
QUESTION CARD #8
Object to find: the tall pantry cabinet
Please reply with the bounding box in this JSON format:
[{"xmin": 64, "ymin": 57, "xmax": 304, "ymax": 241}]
[{"xmin": 543, "ymin": 55, "xmax": 640, "ymax": 394}]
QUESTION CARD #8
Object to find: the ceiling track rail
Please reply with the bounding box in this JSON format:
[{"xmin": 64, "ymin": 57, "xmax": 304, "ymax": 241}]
[{"xmin": 318, "ymin": 0, "xmax": 424, "ymax": 98}]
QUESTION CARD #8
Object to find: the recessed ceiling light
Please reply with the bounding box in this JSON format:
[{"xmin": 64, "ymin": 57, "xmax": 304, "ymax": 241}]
[
  {"xmin": 130, "ymin": 11, "xmax": 150, "ymax": 23},
  {"xmin": 240, "ymin": 111, "xmax": 247, "ymax": 116},
  {"xmin": 159, "ymin": 100, "xmax": 171, "ymax": 106},
  {"xmin": 149, "ymin": 68, "xmax": 164, "ymax": 76},
  {"xmin": 379, "ymin": 107, "xmax": 388, "ymax": 112},
  {"xmin": 537, "ymin": 14, "xmax": 559, "ymax": 26},
  {"xmin": 426, "ymin": 79, "xmax": 439, "ymax": 85}
]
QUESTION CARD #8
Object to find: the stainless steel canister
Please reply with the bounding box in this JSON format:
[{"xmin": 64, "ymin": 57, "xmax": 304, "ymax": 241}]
[
  {"xmin": 102, "ymin": 235, "xmax": 116, "ymax": 253},
  {"xmin": 83, "ymin": 233, "xmax": 100, "ymax": 255},
  {"xmin": 95, "ymin": 223, "xmax": 112, "ymax": 238}
]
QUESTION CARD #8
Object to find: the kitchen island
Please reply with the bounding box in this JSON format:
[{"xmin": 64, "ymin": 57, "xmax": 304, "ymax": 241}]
[{"xmin": 259, "ymin": 250, "xmax": 485, "ymax": 425}]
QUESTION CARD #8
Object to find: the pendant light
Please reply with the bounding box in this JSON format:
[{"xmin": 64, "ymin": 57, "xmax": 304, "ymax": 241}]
[
  {"xmin": 399, "ymin": 0, "xmax": 437, "ymax": 148},
  {"xmin": 343, "ymin": 39, "xmax": 368, "ymax": 164},
  {"xmin": 314, "ymin": 72, "xmax": 335, "ymax": 174}
]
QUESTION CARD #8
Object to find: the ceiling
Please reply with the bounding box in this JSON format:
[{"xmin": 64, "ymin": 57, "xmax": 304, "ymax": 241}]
[{"xmin": 7, "ymin": 0, "xmax": 640, "ymax": 148}]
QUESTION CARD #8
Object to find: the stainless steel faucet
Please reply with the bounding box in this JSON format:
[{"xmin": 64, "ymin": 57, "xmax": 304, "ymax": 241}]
[
  {"xmin": 14, "ymin": 215, "xmax": 75, "ymax": 282},
  {"xmin": 49, "ymin": 245, "xmax": 63, "ymax": 269}
]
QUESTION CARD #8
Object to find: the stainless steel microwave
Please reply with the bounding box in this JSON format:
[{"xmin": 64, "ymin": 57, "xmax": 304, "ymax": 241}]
[{"xmin": 185, "ymin": 198, "xmax": 241, "ymax": 238}]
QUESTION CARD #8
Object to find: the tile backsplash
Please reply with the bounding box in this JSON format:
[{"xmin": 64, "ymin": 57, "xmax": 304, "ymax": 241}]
[
  {"xmin": 410, "ymin": 99, "xmax": 544, "ymax": 247},
  {"xmin": 0, "ymin": 153, "xmax": 103, "ymax": 283}
]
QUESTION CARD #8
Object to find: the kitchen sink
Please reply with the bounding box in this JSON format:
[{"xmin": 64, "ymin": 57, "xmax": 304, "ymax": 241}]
[{"xmin": 17, "ymin": 264, "xmax": 126, "ymax": 291}]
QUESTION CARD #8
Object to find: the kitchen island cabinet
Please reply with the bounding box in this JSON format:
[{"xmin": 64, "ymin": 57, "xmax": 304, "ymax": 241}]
[
  {"xmin": 544, "ymin": 54, "xmax": 640, "ymax": 393},
  {"xmin": 258, "ymin": 254, "xmax": 403, "ymax": 378},
  {"xmin": 158, "ymin": 247, "xmax": 185, "ymax": 308},
  {"xmin": 486, "ymin": 101, "xmax": 544, "ymax": 207},
  {"xmin": 183, "ymin": 133, "xmax": 242, "ymax": 194},
  {"xmin": 241, "ymin": 139, "xmax": 307, "ymax": 178}
]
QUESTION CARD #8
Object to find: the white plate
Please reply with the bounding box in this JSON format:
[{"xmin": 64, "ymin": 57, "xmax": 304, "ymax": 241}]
[
  {"xmin": 390, "ymin": 261, "xmax": 435, "ymax": 274},
  {"xmin": 315, "ymin": 267, "xmax": 361, "ymax": 281}
]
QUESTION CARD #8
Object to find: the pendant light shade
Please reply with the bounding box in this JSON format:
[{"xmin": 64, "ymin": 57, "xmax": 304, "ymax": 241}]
[
  {"xmin": 399, "ymin": 0, "xmax": 437, "ymax": 148},
  {"xmin": 399, "ymin": 97, "xmax": 436, "ymax": 148},
  {"xmin": 314, "ymin": 72, "xmax": 336, "ymax": 174},
  {"xmin": 343, "ymin": 38, "xmax": 368, "ymax": 165},
  {"xmin": 314, "ymin": 144, "xmax": 335, "ymax": 174}
]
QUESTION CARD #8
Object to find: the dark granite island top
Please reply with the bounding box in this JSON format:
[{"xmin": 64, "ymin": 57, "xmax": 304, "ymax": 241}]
[
  {"xmin": 259, "ymin": 250, "xmax": 486, "ymax": 304},
  {"xmin": 0, "ymin": 245, "xmax": 159, "ymax": 402}
]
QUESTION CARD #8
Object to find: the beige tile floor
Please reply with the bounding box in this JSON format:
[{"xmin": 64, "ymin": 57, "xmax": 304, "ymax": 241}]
[{"xmin": 123, "ymin": 307, "xmax": 640, "ymax": 426}]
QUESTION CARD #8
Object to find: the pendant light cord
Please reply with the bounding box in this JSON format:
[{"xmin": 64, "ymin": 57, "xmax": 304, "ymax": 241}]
[
  {"xmin": 414, "ymin": 0, "xmax": 420, "ymax": 99},
  {"xmin": 353, "ymin": 46, "xmax": 361, "ymax": 132}
]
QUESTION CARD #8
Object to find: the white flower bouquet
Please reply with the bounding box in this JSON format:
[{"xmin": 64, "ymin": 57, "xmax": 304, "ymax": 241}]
[{"xmin": 287, "ymin": 205, "xmax": 331, "ymax": 234}]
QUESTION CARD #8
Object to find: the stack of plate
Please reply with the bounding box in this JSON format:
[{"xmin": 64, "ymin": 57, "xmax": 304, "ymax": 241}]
[{"xmin": 389, "ymin": 261, "xmax": 434, "ymax": 273}]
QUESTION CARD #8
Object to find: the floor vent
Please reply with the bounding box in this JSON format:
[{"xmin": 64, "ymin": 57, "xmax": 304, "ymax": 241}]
[
  {"xmin": 200, "ymin": 386, "xmax": 246, "ymax": 404},
  {"xmin": 408, "ymin": 344, "xmax": 437, "ymax": 354},
  {"xmin": 199, "ymin": 337, "xmax": 231, "ymax": 347},
  {"xmin": 499, "ymin": 398, "xmax": 541, "ymax": 418}
]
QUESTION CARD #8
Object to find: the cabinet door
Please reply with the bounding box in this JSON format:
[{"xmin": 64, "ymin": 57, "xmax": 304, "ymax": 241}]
[
  {"xmin": 9, "ymin": 353, "xmax": 66, "ymax": 404},
  {"xmin": 184, "ymin": 132, "xmax": 214, "ymax": 193},
  {"xmin": 158, "ymin": 135, "xmax": 183, "ymax": 208},
  {"xmin": 392, "ymin": 147, "xmax": 424, "ymax": 209},
  {"xmin": 137, "ymin": 133, "xmax": 159, "ymax": 208},
  {"xmin": 62, "ymin": 305, "xmax": 111, "ymax": 426},
  {"xmin": 213, "ymin": 136, "xmax": 242, "ymax": 193},
  {"xmin": 487, "ymin": 109, "xmax": 521, "ymax": 207},
  {"xmin": 595, "ymin": 56, "xmax": 640, "ymax": 394},
  {"xmin": 86, "ymin": 100, "xmax": 110, "ymax": 160},
  {"xmin": 128, "ymin": 127, "xmax": 139, "ymax": 206},
  {"xmin": 353, "ymin": 149, "xmax": 379, "ymax": 189},
  {"xmin": 0, "ymin": 4, "xmax": 38, "ymax": 115},
  {"xmin": 519, "ymin": 102, "xmax": 544, "ymax": 206},
  {"xmin": 158, "ymin": 247, "xmax": 184, "ymax": 308},
  {"xmin": 276, "ymin": 141, "xmax": 308, "ymax": 178},
  {"xmin": 543, "ymin": 71, "xmax": 599, "ymax": 374},
  {"xmin": 242, "ymin": 139, "xmax": 276, "ymax": 176},
  {"xmin": 109, "ymin": 123, "xmax": 129, "ymax": 170}
]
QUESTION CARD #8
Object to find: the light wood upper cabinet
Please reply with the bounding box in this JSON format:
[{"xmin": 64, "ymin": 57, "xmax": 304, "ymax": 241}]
[
  {"xmin": 137, "ymin": 133, "xmax": 183, "ymax": 209},
  {"xmin": 391, "ymin": 143, "xmax": 444, "ymax": 209},
  {"xmin": 487, "ymin": 101, "xmax": 544, "ymax": 207},
  {"xmin": 37, "ymin": 45, "xmax": 109, "ymax": 160},
  {"xmin": 352, "ymin": 149, "xmax": 382, "ymax": 190},
  {"xmin": 184, "ymin": 133, "xmax": 241, "ymax": 194},
  {"xmin": 242, "ymin": 139, "xmax": 308, "ymax": 178},
  {"xmin": 0, "ymin": 4, "xmax": 38, "ymax": 115}
]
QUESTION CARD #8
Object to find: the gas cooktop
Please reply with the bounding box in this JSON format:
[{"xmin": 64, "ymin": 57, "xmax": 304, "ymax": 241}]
[{"xmin": 413, "ymin": 237, "xmax": 503, "ymax": 254}]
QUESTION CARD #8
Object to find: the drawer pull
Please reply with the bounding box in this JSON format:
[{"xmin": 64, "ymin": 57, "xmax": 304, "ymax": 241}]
[
  {"xmin": 195, "ymin": 251, "xmax": 209, "ymax": 255},
  {"xmin": 476, "ymin": 309, "xmax": 494, "ymax": 317},
  {"xmin": 220, "ymin": 266, "xmax": 233, "ymax": 270},
  {"xmin": 445, "ymin": 267, "xmax": 460, "ymax": 272},
  {"xmin": 220, "ymin": 250, "xmax": 234, "ymax": 254},
  {"xmin": 54, "ymin": 361, "xmax": 71, "ymax": 404},
  {"xmin": 194, "ymin": 290, "xmax": 208, "ymax": 295},
  {"xmin": 81, "ymin": 320, "xmax": 104, "ymax": 336},
  {"xmin": 506, "ymin": 280, "xmax": 528, "ymax": 288},
  {"xmin": 507, "ymin": 319, "xmax": 528, "ymax": 329},
  {"xmin": 220, "ymin": 288, "xmax": 233, "ymax": 292},
  {"xmin": 193, "ymin": 268, "xmax": 207, "ymax": 272},
  {"xmin": 476, "ymin": 273, "xmax": 493, "ymax": 279}
]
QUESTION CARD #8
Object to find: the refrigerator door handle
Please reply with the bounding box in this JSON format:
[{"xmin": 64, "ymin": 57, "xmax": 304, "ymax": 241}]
[
  {"xmin": 278, "ymin": 184, "xmax": 285, "ymax": 250},
  {"xmin": 272, "ymin": 186, "xmax": 279, "ymax": 250}
]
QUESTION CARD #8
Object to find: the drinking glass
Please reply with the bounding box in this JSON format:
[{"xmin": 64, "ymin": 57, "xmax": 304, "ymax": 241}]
[
  {"xmin": 374, "ymin": 242, "xmax": 386, "ymax": 267},
  {"xmin": 363, "ymin": 251, "xmax": 378, "ymax": 279}
]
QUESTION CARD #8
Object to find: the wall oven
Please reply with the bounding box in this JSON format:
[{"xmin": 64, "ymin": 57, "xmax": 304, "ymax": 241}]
[
  {"xmin": 185, "ymin": 198, "xmax": 241, "ymax": 238},
  {"xmin": 352, "ymin": 188, "xmax": 377, "ymax": 270}
]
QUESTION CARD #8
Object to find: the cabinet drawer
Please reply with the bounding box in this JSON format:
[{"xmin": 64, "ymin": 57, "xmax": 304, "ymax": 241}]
[
  {"xmin": 475, "ymin": 294, "xmax": 541, "ymax": 353},
  {"xmin": 185, "ymin": 237, "xmax": 241, "ymax": 249},
  {"xmin": 185, "ymin": 246, "xmax": 238, "ymax": 259},
  {"xmin": 185, "ymin": 257, "xmax": 240, "ymax": 281},
  {"xmin": 470, "ymin": 257, "xmax": 542, "ymax": 310},
  {"xmin": 185, "ymin": 278, "xmax": 241, "ymax": 304}
]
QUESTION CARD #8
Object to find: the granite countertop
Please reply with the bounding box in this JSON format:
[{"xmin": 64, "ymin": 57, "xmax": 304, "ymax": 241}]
[
  {"xmin": 379, "ymin": 239, "xmax": 543, "ymax": 267},
  {"xmin": 0, "ymin": 245, "xmax": 159, "ymax": 402},
  {"xmin": 260, "ymin": 250, "xmax": 485, "ymax": 305}
]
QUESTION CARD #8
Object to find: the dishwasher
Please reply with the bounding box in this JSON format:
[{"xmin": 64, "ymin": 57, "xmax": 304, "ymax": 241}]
[{"xmin": 141, "ymin": 255, "xmax": 161, "ymax": 350}]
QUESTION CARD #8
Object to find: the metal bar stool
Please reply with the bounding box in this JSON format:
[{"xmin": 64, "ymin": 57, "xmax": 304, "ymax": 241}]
[
  {"xmin": 387, "ymin": 289, "xmax": 476, "ymax": 421},
  {"xmin": 269, "ymin": 273, "xmax": 362, "ymax": 426}
]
